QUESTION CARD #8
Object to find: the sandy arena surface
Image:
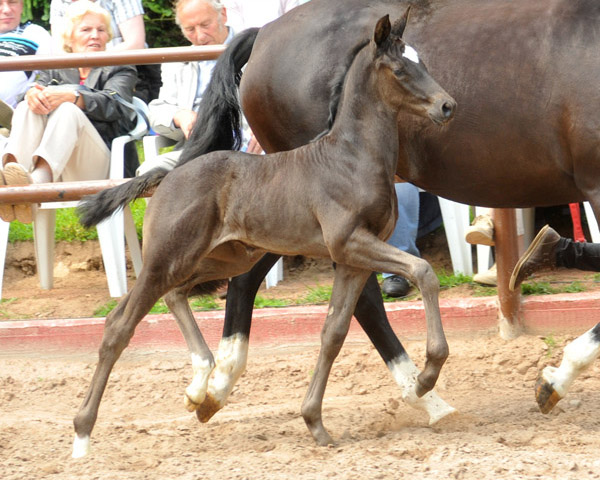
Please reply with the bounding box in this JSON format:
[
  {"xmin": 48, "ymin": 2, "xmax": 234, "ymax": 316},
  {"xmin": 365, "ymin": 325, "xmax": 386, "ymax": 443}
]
[{"xmin": 2, "ymin": 331, "xmax": 600, "ymax": 480}]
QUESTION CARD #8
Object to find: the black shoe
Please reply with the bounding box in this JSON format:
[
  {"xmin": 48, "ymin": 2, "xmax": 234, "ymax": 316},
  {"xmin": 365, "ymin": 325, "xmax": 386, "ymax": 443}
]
[{"xmin": 382, "ymin": 275, "xmax": 410, "ymax": 298}]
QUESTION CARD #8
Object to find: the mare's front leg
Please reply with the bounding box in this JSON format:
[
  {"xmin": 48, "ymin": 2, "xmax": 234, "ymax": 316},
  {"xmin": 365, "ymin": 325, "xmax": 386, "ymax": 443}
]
[
  {"xmin": 301, "ymin": 265, "xmax": 371, "ymax": 446},
  {"xmin": 536, "ymin": 323, "xmax": 600, "ymax": 413},
  {"xmin": 194, "ymin": 253, "xmax": 281, "ymax": 422},
  {"xmin": 355, "ymin": 273, "xmax": 455, "ymax": 424},
  {"xmin": 72, "ymin": 273, "xmax": 168, "ymax": 458}
]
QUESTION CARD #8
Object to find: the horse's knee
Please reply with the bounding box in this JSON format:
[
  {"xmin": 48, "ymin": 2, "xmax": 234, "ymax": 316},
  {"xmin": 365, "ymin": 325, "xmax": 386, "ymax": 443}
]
[{"xmin": 411, "ymin": 259, "xmax": 439, "ymax": 293}]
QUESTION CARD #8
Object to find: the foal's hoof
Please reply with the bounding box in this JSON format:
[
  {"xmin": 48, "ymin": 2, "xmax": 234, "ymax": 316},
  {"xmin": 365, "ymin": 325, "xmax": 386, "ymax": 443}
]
[
  {"xmin": 535, "ymin": 375, "xmax": 562, "ymax": 414},
  {"xmin": 195, "ymin": 394, "xmax": 222, "ymax": 423}
]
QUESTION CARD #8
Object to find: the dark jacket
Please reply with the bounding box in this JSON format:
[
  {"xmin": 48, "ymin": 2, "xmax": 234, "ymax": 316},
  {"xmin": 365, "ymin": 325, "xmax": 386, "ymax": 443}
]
[{"xmin": 37, "ymin": 64, "xmax": 138, "ymax": 149}]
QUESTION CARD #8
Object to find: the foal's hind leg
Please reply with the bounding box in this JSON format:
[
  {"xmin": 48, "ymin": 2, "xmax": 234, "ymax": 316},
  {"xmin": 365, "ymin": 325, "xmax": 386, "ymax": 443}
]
[
  {"xmin": 355, "ymin": 273, "xmax": 455, "ymax": 424},
  {"xmin": 163, "ymin": 283, "xmax": 216, "ymax": 412},
  {"xmin": 72, "ymin": 273, "xmax": 168, "ymax": 458},
  {"xmin": 301, "ymin": 265, "xmax": 370, "ymax": 446},
  {"xmin": 195, "ymin": 253, "xmax": 281, "ymax": 422}
]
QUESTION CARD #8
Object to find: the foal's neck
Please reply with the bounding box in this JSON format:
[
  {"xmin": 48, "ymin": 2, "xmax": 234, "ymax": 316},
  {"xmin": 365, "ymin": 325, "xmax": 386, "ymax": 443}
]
[{"xmin": 327, "ymin": 47, "xmax": 400, "ymax": 170}]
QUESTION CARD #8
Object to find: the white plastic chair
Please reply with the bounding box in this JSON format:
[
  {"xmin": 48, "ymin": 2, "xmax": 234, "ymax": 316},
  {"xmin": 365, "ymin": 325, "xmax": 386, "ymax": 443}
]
[
  {"xmin": 142, "ymin": 134, "xmax": 284, "ymax": 288},
  {"xmin": 437, "ymin": 199, "xmax": 537, "ymax": 276},
  {"xmin": 0, "ymin": 97, "xmax": 148, "ymax": 299}
]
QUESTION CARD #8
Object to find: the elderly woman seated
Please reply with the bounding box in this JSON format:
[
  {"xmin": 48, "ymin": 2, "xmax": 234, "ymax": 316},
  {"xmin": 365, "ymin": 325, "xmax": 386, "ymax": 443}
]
[{"xmin": 0, "ymin": 0, "xmax": 137, "ymax": 224}]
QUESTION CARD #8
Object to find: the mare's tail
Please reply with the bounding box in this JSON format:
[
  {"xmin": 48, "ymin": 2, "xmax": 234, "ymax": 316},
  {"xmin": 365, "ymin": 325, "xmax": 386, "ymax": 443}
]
[
  {"xmin": 177, "ymin": 27, "xmax": 260, "ymax": 166},
  {"xmin": 76, "ymin": 28, "xmax": 260, "ymax": 228}
]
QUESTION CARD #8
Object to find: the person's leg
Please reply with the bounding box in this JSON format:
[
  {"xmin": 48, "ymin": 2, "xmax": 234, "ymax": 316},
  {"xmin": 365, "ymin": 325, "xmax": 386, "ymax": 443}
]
[
  {"xmin": 0, "ymin": 102, "xmax": 49, "ymax": 222},
  {"xmin": 382, "ymin": 182, "xmax": 419, "ymax": 297},
  {"xmin": 33, "ymin": 103, "xmax": 110, "ymax": 182}
]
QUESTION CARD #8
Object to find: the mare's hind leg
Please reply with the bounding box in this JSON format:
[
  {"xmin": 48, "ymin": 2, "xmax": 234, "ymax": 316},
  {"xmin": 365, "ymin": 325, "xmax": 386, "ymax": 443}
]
[
  {"xmin": 195, "ymin": 253, "xmax": 281, "ymax": 422},
  {"xmin": 535, "ymin": 322, "xmax": 600, "ymax": 413},
  {"xmin": 355, "ymin": 273, "xmax": 455, "ymax": 424},
  {"xmin": 72, "ymin": 272, "xmax": 169, "ymax": 458},
  {"xmin": 301, "ymin": 265, "xmax": 370, "ymax": 446}
]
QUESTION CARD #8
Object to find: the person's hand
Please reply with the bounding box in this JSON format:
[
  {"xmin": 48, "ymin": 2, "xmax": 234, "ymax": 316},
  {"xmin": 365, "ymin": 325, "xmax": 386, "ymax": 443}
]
[
  {"xmin": 25, "ymin": 84, "xmax": 52, "ymax": 115},
  {"xmin": 26, "ymin": 85, "xmax": 80, "ymax": 115},
  {"xmin": 173, "ymin": 109, "xmax": 197, "ymax": 139},
  {"xmin": 246, "ymin": 132, "xmax": 264, "ymax": 154}
]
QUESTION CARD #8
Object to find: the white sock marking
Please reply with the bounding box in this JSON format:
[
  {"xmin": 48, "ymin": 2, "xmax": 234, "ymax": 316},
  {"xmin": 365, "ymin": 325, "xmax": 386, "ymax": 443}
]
[
  {"xmin": 388, "ymin": 356, "xmax": 456, "ymax": 424},
  {"xmin": 542, "ymin": 328, "xmax": 600, "ymax": 398}
]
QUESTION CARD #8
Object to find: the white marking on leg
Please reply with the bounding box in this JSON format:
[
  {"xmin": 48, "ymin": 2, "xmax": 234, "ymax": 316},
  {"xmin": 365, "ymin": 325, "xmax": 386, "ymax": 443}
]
[
  {"xmin": 206, "ymin": 334, "xmax": 249, "ymax": 407},
  {"xmin": 185, "ymin": 353, "xmax": 215, "ymax": 408},
  {"xmin": 72, "ymin": 434, "xmax": 91, "ymax": 458},
  {"xmin": 388, "ymin": 355, "xmax": 456, "ymax": 425},
  {"xmin": 541, "ymin": 328, "xmax": 600, "ymax": 398}
]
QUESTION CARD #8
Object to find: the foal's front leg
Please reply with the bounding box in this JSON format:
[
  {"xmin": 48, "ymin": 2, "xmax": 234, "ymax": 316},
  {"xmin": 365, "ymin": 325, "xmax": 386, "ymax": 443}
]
[
  {"xmin": 301, "ymin": 265, "xmax": 370, "ymax": 446},
  {"xmin": 355, "ymin": 273, "xmax": 455, "ymax": 424}
]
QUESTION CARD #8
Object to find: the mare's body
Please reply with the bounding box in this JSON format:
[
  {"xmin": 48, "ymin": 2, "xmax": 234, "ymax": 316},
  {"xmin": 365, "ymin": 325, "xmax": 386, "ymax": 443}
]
[
  {"xmin": 178, "ymin": 0, "xmax": 600, "ymax": 425},
  {"xmin": 73, "ymin": 15, "xmax": 457, "ymax": 457}
]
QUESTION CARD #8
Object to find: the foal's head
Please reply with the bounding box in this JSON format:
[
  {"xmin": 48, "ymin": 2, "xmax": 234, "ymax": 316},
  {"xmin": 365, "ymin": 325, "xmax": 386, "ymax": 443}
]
[{"xmin": 372, "ymin": 12, "xmax": 456, "ymax": 125}]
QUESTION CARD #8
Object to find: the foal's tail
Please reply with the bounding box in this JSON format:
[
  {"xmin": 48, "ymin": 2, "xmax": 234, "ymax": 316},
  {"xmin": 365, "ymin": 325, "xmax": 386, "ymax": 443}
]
[
  {"xmin": 78, "ymin": 168, "xmax": 168, "ymax": 228},
  {"xmin": 76, "ymin": 28, "xmax": 260, "ymax": 228}
]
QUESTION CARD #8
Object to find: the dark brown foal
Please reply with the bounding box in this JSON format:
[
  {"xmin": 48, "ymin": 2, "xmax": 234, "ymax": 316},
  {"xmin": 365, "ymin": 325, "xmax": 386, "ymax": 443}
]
[{"xmin": 73, "ymin": 13, "xmax": 456, "ymax": 457}]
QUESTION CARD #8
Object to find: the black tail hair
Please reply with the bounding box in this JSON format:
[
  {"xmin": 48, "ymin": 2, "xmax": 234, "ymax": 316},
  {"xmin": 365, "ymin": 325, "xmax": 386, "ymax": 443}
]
[
  {"xmin": 77, "ymin": 168, "xmax": 168, "ymax": 228},
  {"xmin": 178, "ymin": 27, "xmax": 260, "ymax": 166},
  {"xmin": 76, "ymin": 28, "xmax": 260, "ymax": 228}
]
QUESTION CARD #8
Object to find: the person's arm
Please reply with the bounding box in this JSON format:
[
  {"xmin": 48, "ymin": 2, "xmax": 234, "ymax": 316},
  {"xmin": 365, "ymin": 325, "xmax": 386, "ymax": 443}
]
[
  {"xmin": 79, "ymin": 65, "xmax": 138, "ymax": 123},
  {"xmin": 110, "ymin": 14, "xmax": 146, "ymax": 51},
  {"xmin": 148, "ymin": 63, "xmax": 187, "ymax": 141}
]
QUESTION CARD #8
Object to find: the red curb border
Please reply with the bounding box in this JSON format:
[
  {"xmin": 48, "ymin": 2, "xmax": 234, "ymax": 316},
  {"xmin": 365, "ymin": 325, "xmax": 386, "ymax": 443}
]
[{"xmin": 1, "ymin": 292, "xmax": 599, "ymax": 352}]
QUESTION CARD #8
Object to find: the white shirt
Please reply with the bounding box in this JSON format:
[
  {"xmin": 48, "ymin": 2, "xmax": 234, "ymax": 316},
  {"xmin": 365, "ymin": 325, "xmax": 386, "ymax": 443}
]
[
  {"xmin": 0, "ymin": 23, "xmax": 53, "ymax": 107},
  {"xmin": 224, "ymin": 0, "xmax": 300, "ymax": 31}
]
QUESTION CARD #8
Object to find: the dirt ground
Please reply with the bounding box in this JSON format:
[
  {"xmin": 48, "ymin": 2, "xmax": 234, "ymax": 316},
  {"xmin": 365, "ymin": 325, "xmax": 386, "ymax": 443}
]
[
  {"xmin": 3, "ymin": 224, "xmax": 600, "ymax": 478},
  {"xmin": 2, "ymin": 332, "xmax": 600, "ymax": 480}
]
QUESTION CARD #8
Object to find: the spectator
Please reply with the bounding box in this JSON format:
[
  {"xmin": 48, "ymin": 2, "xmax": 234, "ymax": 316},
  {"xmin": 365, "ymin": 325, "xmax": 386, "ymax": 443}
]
[
  {"xmin": 50, "ymin": 0, "xmax": 161, "ymax": 103},
  {"xmin": 223, "ymin": 0, "xmax": 300, "ymax": 32},
  {"xmin": 0, "ymin": 0, "xmax": 52, "ymax": 144},
  {"xmin": 138, "ymin": 0, "xmax": 240, "ymax": 175},
  {"xmin": 0, "ymin": 0, "xmax": 138, "ymax": 224}
]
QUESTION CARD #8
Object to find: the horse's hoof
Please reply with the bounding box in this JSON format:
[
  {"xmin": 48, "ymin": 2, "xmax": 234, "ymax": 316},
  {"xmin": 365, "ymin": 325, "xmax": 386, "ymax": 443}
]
[
  {"xmin": 535, "ymin": 375, "xmax": 562, "ymax": 414},
  {"xmin": 195, "ymin": 394, "xmax": 222, "ymax": 423},
  {"xmin": 72, "ymin": 434, "xmax": 91, "ymax": 459},
  {"xmin": 427, "ymin": 400, "xmax": 457, "ymax": 425},
  {"xmin": 184, "ymin": 393, "xmax": 199, "ymax": 412}
]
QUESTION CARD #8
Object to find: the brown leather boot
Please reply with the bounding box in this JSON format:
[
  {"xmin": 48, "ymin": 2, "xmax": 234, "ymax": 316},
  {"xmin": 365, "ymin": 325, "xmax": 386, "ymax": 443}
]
[{"xmin": 509, "ymin": 225, "xmax": 561, "ymax": 291}]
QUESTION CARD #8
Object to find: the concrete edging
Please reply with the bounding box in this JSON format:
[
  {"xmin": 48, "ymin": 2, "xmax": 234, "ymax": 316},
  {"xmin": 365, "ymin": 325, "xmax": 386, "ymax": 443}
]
[{"xmin": 1, "ymin": 292, "xmax": 599, "ymax": 352}]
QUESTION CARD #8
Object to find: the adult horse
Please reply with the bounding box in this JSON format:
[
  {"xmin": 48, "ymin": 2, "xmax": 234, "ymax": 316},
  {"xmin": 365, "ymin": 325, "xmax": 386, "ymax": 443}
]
[
  {"xmin": 176, "ymin": 0, "xmax": 600, "ymax": 424},
  {"xmin": 73, "ymin": 13, "xmax": 456, "ymax": 457},
  {"xmin": 78, "ymin": 0, "xmax": 600, "ymax": 444}
]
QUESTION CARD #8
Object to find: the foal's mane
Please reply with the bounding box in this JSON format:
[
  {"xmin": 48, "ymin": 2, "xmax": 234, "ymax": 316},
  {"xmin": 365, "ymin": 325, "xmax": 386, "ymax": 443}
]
[
  {"xmin": 311, "ymin": 38, "xmax": 370, "ymax": 142},
  {"xmin": 311, "ymin": 17, "xmax": 407, "ymax": 142}
]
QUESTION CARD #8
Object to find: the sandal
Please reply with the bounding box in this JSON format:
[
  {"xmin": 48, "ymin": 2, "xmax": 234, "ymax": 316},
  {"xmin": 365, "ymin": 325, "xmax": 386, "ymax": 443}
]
[
  {"xmin": 0, "ymin": 169, "xmax": 15, "ymax": 222},
  {"xmin": 3, "ymin": 162, "xmax": 36, "ymax": 224}
]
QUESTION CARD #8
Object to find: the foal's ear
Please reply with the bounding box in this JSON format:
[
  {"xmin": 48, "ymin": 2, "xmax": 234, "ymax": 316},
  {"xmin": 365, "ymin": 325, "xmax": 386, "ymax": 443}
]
[
  {"xmin": 374, "ymin": 14, "xmax": 392, "ymax": 47},
  {"xmin": 392, "ymin": 6, "xmax": 411, "ymax": 38}
]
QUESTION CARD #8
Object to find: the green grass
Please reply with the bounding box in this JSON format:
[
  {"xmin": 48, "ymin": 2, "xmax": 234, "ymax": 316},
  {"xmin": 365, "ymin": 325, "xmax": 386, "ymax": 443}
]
[{"xmin": 520, "ymin": 281, "xmax": 587, "ymax": 296}]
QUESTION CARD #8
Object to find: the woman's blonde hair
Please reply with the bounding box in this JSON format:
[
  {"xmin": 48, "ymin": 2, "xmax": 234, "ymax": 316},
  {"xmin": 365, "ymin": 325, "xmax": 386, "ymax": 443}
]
[{"xmin": 61, "ymin": 0, "xmax": 113, "ymax": 53}]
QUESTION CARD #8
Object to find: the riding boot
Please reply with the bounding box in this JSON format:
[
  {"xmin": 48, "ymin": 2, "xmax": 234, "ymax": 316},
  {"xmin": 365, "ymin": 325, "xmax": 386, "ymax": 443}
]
[{"xmin": 509, "ymin": 225, "xmax": 561, "ymax": 290}]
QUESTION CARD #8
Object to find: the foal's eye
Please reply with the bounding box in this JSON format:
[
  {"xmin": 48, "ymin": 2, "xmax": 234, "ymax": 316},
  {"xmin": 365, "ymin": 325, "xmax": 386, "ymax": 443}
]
[{"xmin": 393, "ymin": 69, "xmax": 405, "ymax": 77}]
